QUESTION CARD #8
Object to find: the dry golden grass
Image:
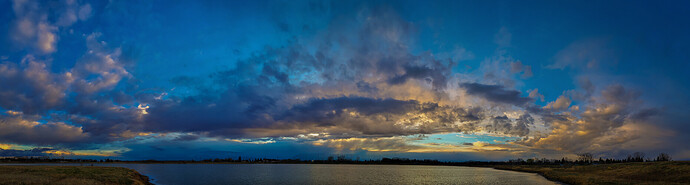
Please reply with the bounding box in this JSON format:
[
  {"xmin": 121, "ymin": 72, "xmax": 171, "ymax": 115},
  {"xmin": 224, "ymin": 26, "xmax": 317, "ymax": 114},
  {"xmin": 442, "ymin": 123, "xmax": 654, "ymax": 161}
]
[
  {"xmin": 0, "ymin": 165, "xmax": 152, "ymax": 185},
  {"xmin": 493, "ymin": 161, "xmax": 690, "ymax": 185}
]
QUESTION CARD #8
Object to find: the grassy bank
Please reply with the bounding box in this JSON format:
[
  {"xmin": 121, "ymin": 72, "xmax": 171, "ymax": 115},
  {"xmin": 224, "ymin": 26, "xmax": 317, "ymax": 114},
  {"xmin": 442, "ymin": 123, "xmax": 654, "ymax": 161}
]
[
  {"xmin": 0, "ymin": 166, "xmax": 152, "ymax": 185},
  {"xmin": 492, "ymin": 161, "xmax": 690, "ymax": 185}
]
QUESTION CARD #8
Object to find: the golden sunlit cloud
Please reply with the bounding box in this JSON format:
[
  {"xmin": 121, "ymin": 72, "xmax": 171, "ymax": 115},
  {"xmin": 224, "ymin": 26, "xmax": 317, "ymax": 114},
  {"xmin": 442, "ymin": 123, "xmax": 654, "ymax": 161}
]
[
  {"xmin": 0, "ymin": 143, "xmax": 14, "ymax": 150},
  {"xmin": 43, "ymin": 148, "xmax": 129, "ymax": 157},
  {"xmin": 5, "ymin": 110, "xmax": 22, "ymax": 116}
]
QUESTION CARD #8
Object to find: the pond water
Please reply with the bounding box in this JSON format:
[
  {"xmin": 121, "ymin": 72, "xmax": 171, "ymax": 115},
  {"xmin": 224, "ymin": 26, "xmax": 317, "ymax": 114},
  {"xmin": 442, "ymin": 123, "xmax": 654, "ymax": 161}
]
[{"xmin": 2, "ymin": 163, "xmax": 558, "ymax": 185}]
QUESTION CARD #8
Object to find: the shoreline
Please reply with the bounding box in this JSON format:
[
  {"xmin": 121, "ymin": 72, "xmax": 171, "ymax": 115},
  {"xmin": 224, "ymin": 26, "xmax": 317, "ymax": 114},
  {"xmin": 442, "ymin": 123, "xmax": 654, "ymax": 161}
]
[
  {"xmin": 487, "ymin": 162, "xmax": 690, "ymax": 185},
  {"xmin": 486, "ymin": 166, "xmax": 568, "ymax": 185},
  {"xmin": 130, "ymin": 169, "xmax": 154, "ymax": 185},
  {"xmin": 0, "ymin": 165, "xmax": 153, "ymax": 185}
]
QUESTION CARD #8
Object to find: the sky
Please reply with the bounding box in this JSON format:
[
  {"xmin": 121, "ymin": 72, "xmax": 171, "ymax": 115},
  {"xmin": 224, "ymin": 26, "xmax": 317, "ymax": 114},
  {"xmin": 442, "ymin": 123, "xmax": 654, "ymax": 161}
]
[{"xmin": 1, "ymin": 0, "xmax": 689, "ymax": 161}]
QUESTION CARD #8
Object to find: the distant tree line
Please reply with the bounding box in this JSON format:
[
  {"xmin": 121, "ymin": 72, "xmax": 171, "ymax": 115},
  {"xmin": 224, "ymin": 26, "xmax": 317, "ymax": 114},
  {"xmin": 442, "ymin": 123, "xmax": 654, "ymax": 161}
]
[
  {"xmin": 0, "ymin": 156, "xmax": 121, "ymax": 163},
  {"xmin": 492, "ymin": 152, "xmax": 672, "ymax": 166},
  {"xmin": 0, "ymin": 152, "xmax": 673, "ymax": 166},
  {"xmin": 196, "ymin": 155, "xmax": 445, "ymax": 165}
]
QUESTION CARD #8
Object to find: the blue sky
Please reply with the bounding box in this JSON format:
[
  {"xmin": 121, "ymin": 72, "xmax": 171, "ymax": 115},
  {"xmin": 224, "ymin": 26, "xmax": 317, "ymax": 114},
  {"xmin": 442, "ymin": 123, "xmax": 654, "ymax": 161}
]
[{"xmin": 1, "ymin": 0, "xmax": 689, "ymax": 161}]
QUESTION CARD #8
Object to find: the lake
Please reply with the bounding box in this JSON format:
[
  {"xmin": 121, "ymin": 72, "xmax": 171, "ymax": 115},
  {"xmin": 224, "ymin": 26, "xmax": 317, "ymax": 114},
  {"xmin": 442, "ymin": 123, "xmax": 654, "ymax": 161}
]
[{"xmin": 2, "ymin": 163, "xmax": 558, "ymax": 185}]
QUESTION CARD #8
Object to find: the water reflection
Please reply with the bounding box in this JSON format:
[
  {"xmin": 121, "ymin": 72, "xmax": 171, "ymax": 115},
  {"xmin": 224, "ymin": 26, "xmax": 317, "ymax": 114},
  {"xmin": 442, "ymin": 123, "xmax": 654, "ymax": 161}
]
[{"xmin": 1, "ymin": 163, "xmax": 558, "ymax": 185}]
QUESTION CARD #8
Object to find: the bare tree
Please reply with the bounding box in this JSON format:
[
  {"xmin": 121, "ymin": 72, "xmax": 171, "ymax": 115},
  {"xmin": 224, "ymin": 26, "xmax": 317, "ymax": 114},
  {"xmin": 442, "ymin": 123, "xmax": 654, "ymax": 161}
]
[
  {"xmin": 656, "ymin": 153, "xmax": 672, "ymax": 161},
  {"xmin": 578, "ymin": 153, "xmax": 594, "ymax": 163}
]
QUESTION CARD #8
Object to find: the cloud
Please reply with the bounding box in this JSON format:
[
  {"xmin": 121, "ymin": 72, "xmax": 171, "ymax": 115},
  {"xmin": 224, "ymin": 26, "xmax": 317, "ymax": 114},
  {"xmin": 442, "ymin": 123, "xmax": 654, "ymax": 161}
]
[
  {"xmin": 0, "ymin": 56, "xmax": 70, "ymax": 114},
  {"xmin": 543, "ymin": 95, "xmax": 572, "ymax": 110},
  {"xmin": 172, "ymin": 134, "xmax": 201, "ymax": 142},
  {"xmin": 313, "ymin": 137, "xmax": 423, "ymax": 152},
  {"xmin": 134, "ymin": 6, "xmax": 465, "ymax": 139},
  {"xmin": 0, "ymin": 31, "xmax": 139, "ymax": 147},
  {"xmin": 528, "ymin": 89, "xmax": 545, "ymax": 102},
  {"xmin": 601, "ymin": 84, "xmax": 639, "ymax": 105},
  {"xmin": 0, "ymin": 147, "xmax": 120, "ymax": 157},
  {"xmin": 0, "ymin": 29, "xmax": 142, "ymax": 146},
  {"xmin": 310, "ymin": 135, "xmax": 531, "ymax": 155},
  {"xmin": 442, "ymin": 46, "xmax": 475, "ymax": 62},
  {"xmin": 9, "ymin": 0, "xmax": 91, "ymax": 54},
  {"xmin": 387, "ymin": 64, "xmax": 451, "ymax": 91},
  {"xmin": 515, "ymin": 84, "xmax": 680, "ymax": 157},
  {"xmin": 510, "ymin": 61, "xmax": 533, "ymax": 78},
  {"xmin": 0, "ymin": 114, "xmax": 89, "ymax": 145},
  {"xmin": 71, "ymin": 33, "xmax": 131, "ymax": 94},
  {"xmin": 0, "ymin": 148, "xmax": 53, "ymax": 157},
  {"xmin": 78, "ymin": 4, "xmax": 92, "ymax": 21},
  {"xmin": 35, "ymin": 23, "xmax": 57, "ymax": 53},
  {"xmin": 476, "ymin": 37, "xmax": 532, "ymax": 87},
  {"xmin": 109, "ymin": 6, "xmax": 547, "ymax": 148},
  {"xmin": 275, "ymin": 97, "xmax": 483, "ymax": 136},
  {"xmin": 548, "ymin": 38, "xmax": 615, "ymax": 70},
  {"xmin": 460, "ymin": 82, "xmax": 532, "ymax": 106},
  {"xmin": 485, "ymin": 115, "xmax": 531, "ymax": 136},
  {"xmin": 494, "ymin": 26, "xmax": 512, "ymax": 48},
  {"xmin": 143, "ymin": 95, "xmax": 484, "ymax": 139},
  {"xmin": 227, "ymin": 138, "xmax": 276, "ymax": 145}
]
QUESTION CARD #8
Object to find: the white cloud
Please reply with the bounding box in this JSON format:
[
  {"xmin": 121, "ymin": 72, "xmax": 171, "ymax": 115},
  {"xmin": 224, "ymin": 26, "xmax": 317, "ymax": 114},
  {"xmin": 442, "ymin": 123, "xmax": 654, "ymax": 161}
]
[
  {"xmin": 71, "ymin": 33, "xmax": 131, "ymax": 94},
  {"xmin": 36, "ymin": 23, "xmax": 57, "ymax": 53}
]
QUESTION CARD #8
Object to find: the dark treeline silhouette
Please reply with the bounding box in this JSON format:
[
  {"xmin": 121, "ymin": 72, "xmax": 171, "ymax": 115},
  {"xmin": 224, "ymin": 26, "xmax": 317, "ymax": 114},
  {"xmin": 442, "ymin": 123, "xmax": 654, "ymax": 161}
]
[
  {"xmin": 197, "ymin": 155, "xmax": 446, "ymax": 165},
  {"xmin": 0, "ymin": 156, "xmax": 119, "ymax": 163},
  {"xmin": 476, "ymin": 152, "xmax": 673, "ymax": 166},
  {"xmin": 0, "ymin": 155, "xmax": 446, "ymax": 165},
  {"xmin": 0, "ymin": 152, "xmax": 673, "ymax": 165}
]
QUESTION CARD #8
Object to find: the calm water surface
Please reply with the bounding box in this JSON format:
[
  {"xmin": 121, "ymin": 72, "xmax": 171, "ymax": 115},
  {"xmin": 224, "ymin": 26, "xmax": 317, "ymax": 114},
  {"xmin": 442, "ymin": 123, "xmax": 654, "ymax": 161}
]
[{"xmin": 3, "ymin": 163, "xmax": 558, "ymax": 185}]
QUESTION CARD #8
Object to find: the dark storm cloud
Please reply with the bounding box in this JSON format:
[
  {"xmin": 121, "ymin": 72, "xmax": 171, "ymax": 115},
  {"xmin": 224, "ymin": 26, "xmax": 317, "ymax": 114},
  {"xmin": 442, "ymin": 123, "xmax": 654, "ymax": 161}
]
[
  {"xmin": 0, "ymin": 148, "xmax": 53, "ymax": 157},
  {"xmin": 142, "ymin": 88, "xmax": 261, "ymax": 132},
  {"xmin": 630, "ymin": 108, "xmax": 660, "ymax": 121},
  {"xmin": 387, "ymin": 64, "xmax": 451, "ymax": 90},
  {"xmin": 356, "ymin": 81, "xmax": 379, "ymax": 93},
  {"xmin": 460, "ymin": 82, "xmax": 532, "ymax": 105},
  {"xmin": 142, "ymin": 91, "xmax": 487, "ymax": 138},
  {"xmin": 287, "ymin": 97, "xmax": 418, "ymax": 118},
  {"xmin": 485, "ymin": 115, "xmax": 530, "ymax": 136},
  {"xmin": 601, "ymin": 84, "xmax": 640, "ymax": 105}
]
